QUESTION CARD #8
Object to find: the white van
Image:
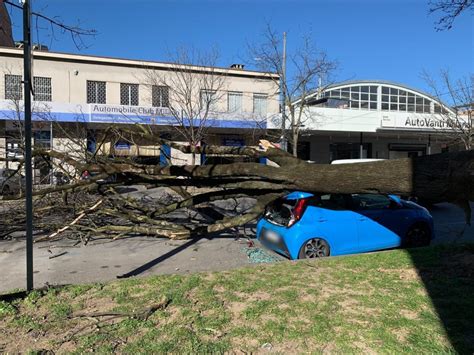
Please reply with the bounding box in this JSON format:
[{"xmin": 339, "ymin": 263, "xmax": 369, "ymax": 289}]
[{"xmin": 331, "ymin": 159, "xmax": 385, "ymax": 165}]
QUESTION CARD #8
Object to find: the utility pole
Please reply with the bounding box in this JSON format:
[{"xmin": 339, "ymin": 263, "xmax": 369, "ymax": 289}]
[
  {"xmin": 280, "ymin": 31, "xmax": 287, "ymax": 151},
  {"xmin": 22, "ymin": 0, "xmax": 34, "ymax": 291}
]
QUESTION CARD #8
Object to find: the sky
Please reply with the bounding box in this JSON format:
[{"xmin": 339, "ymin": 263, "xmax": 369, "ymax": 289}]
[{"xmin": 6, "ymin": 0, "xmax": 474, "ymax": 96}]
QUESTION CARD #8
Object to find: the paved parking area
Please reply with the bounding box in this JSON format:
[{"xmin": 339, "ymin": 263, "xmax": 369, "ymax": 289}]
[
  {"xmin": 0, "ymin": 202, "xmax": 472, "ymax": 293},
  {"xmin": 430, "ymin": 202, "xmax": 474, "ymax": 244}
]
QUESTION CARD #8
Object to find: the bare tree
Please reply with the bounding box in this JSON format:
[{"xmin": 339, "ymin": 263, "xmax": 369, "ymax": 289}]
[
  {"xmin": 422, "ymin": 70, "xmax": 473, "ymax": 150},
  {"xmin": 429, "ymin": 0, "xmax": 473, "ymax": 30},
  {"xmin": 249, "ymin": 25, "xmax": 337, "ymax": 157},
  {"xmin": 143, "ymin": 47, "xmax": 227, "ymax": 165},
  {"xmin": 4, "ymin": 0, "xmax": 96, "ymax": 49}
]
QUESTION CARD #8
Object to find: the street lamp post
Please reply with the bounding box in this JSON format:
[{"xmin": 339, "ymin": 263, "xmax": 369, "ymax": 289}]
[
  {"xmin": 22, "ymin": 0, "xmax": 34, "ymax": 291},
  {"xmin": 279, "ymin": 32, "xmax": 288, "ymax": 151}
]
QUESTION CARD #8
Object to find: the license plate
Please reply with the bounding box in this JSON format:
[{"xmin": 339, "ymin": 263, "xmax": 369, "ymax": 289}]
[{"xmin": 265, "ymin": 230, "xmax": 280, "ymax": 243}]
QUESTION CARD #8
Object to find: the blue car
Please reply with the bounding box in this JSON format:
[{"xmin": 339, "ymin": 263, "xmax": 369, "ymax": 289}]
[{"xmin": 256, "ymin": 192, "xmax": 434, "ymax": 260}]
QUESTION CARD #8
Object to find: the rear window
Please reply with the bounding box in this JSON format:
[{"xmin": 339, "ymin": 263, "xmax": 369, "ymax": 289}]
[
  {"xmin": 312, "ymin": 194, "xmax": 348, "ymax": 210},
  {"xmin": 264, "ymin": 198, "xmax": 297, "ymax": 225}
]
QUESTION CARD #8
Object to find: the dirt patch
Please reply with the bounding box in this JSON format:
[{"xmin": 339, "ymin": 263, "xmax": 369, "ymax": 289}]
[
  {"xmin": 213, "ymin": 285, "xmax": 226, "ymax": 293},
  {"xmin": 234, "ymin": 291, "xmax": 271, "ymax": 302},
  {"xmin": 338, "ymin": 298, "xmax": 359, "ymax": 311},
  {"xmin": 377, "ymin": 268, "xmax": 421, "ymax": 281},
  {"xmin": 400, "ymin": 309, "xmax": 419, "ymax": 320},
  {"xmin": 228, "ymin": 301, "xmax": 246, "ymax": 319},
  {"xmin": 230, "ymin": 336, "xmax": 260, "ymax": 352},
  {"xmin": 79, "ymin": 296, "xmax": 117, "ymax": 313},
  {"xmin": 0, "ymin": 328, "xmax": 55, "ymax": 353},
  {"xmin": 395, "ymin": 328, "xmax": 410, "ymax": 343},
  {"xmin": 353, "ymin": 340, "xmax": 378, "ymax": 354},
  {"xmin": 161, "ymin": 305, "xmax": 181, "ymax": 325},
  {"xmin": 264, "ymin": 340, "xmax": 307, "ymax": 353}
]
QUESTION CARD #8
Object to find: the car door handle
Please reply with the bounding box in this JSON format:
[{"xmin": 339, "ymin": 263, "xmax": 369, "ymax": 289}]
[
  {"xmin": 318, "ymin": 218, "xmax": 327, "ymax": 222},
  {"xmin": 358, "ymin": 217, "xmax": 368, "ymax": 221}
]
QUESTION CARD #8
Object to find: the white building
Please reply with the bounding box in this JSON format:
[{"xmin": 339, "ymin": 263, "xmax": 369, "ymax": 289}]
[
  {"xmin": 0, "ymin": 47, "xmax": 279, "ymax": 182},
  {"xmin": 0, "ymin": 47, "xmax": 463, "ymax": 183},
  {"xmin": 269, "ymin": 80, "xmax": 459, "ymax": 163}
]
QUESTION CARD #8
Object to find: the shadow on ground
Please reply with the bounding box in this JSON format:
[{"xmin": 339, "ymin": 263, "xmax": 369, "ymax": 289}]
[{"xmin": 407, "ymin": 244, "xmax": 474, "ymax": 354}]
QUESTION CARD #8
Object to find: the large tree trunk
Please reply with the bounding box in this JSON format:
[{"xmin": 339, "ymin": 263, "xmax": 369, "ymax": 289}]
[{"xmin": 1, "ymin": 141, "xmax": 472, "ymax": 240}]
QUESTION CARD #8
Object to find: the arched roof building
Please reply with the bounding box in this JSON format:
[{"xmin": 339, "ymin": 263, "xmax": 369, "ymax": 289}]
[
  {"xmin": 279, "ymin": 80, "xmax": 457, "ymax": 163},
  {"xmin": 316, "ymin": 80, "xmax": 452, "ymax": 115}
]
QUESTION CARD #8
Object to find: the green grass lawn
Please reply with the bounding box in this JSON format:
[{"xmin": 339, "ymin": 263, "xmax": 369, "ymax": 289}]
[{"xmin": 1, "ymin": 244, "xmax": 473, "ymax": 353}]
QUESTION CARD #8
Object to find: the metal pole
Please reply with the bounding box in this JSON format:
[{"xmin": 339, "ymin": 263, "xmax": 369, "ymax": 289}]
[
  {"xmin": 280, "ymin": 32, "xmax": 287, "ymax": 151},
  {"xmin": 359, "ymin": 132, "xmax": 363, "ymax": 159},
  {"xmin": 427, "ymin": 134, "xmax": 431, "ymax": 155},
  {"xmin": 23, "ymin": 0, "xmax": 34, "ymax": 291}
]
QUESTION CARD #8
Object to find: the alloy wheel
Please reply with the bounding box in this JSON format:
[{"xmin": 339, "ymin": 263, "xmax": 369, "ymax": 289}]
[{"xmin": 303, "ymin": 238, "xmax": 329, "ymax": 258}]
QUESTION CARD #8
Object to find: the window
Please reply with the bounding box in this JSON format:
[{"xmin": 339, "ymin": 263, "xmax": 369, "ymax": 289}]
[
  {"xmin": 380, "ymin": 86, "xmax": 434, "ymax": 113},
  {"xmin": 200, "ymin": 89, "xmax": 217, "ymax": 111},
  {"xmin": 6, "ymin": 130, "xmax": 22, "ymax": 159},
  {"xmin": 87, "ymin": 81, "xmax": 106, "ymax": 104},
  {"xmin": 5, "ymin": 74, "xmax": 22, "ymax": 100},
  {"xmin": 34, "ymin": 131, "xmax": 51, "ymax": 149},
  {"xmin": 351, "ymin": 194, "xmax": 391, "ymax": 210},
  {"xmin": 324, "ymin": 85, "xmax": 378, "ymax": 111},
  {"xmin": 33, "ymin": 77, "xmax": 52, "ymax": 101},
  {"xmin": 228, "ymin": 92, "xmax": 243, "ymax": 112},
  {"xmin": 120, "ymin": 83, "xmax": 139, "ymax": 106},
  {"xmin": 253, "ymin": 94, "xmax": 267, "ymax": 115},
  {"xmin": 152, "ymin": 85, "xmax": 169, "ymax": 107},
  {"xmin": 306, "ymin": 194, "xmax": 349, "ymax": 210}
]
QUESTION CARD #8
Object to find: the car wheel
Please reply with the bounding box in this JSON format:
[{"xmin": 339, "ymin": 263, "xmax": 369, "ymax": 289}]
[
  {"xmin": 299, "ymin": 238, "xmax": 330, "ymax": 259},
  {"xmin": 404, "ymin": 224, "xmax": 431, "ymax": 247}
]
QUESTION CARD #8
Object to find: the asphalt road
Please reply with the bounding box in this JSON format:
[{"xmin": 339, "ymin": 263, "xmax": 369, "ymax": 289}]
[{"xmin": 0, "ymin": 202, "xmax": 472, "ymax": 294}]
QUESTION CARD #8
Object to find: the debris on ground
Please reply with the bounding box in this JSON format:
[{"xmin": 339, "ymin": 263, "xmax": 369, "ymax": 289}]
[{"xmin": 243, "ymin": 246, "xmax": 282, "ymax": 263}]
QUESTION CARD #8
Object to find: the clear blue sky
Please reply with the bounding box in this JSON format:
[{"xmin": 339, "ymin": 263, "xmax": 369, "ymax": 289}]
[{"xmin": 6, "ymin": 0, "xmax": 474, "ymax": 95}]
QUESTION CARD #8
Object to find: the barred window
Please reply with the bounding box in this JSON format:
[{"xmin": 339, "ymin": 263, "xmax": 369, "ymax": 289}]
[
  {"xmin": 228, "ymin": 92, "xmax": 243, "ymax": 113},
  {"xmin": 5, "ymin": 74, "xmax": 22, "ymax": 100},
  {"xmin": 152, "ymin": 85, "xmax": 169, "ymax": 107},
  {"xmin": 200, "ymin": 89, "xmax": 217, "ymax": 111},
  {"xmin": 381, "ymin": 87, "xmax": 432, "ymax": 113},
  {"xmin": 253, "ymin": 94, "xmax": 267, "ymax": 115},
  {"xmin": 121, "ymin": 83, "xmax": 139, "ymax": 106},
  {"xmin": 87, "ymin": 81, "xmax": 106, "ymax": 104},
  {"xmin": 33, "ymin": 76, "xmax": 52, "ymax": 101}
]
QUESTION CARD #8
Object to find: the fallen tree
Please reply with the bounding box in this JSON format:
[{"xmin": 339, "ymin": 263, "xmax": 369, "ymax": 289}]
[{"xmin": 1, "ymin": 139, "xmax": 473, "ymax": 241}]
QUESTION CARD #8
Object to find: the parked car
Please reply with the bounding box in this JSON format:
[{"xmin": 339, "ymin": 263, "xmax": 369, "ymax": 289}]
[
  {"xmin": 257, "ymin": 191, "xmax": 433, "ymax": 260},
  {"xmin": 0, "ymin": 168, "xmax": 25, "ymax": 195},
  {"xmin": 331, "ymin": 158, "xmax": 385, "ymax": 164}
]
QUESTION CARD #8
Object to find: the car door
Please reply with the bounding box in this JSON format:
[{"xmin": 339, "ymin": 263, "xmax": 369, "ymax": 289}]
[
  {"xmin": 308, "ymin": 194, "xmax": 360, "ymax": 255},
  {"xmin": 350, "ymin": 194, "xmax": 402, "ymax": 252}
]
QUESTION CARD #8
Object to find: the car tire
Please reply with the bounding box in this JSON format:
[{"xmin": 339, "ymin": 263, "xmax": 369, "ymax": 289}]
[
  {"xmin": 298, "ymin": 238, "xmax": 330, "ymax": 259},
  {"xmin": 404, "ymin": 224, "xmax": 431, "ymax": 248}
]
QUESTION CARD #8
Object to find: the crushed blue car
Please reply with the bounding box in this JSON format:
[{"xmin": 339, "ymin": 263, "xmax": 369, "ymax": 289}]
[{"xmin": 256, "ymin": 192, "xmax": 434, "ymax": 260}]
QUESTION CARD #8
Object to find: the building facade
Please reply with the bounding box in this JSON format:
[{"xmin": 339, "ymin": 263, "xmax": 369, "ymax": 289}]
[
  {"xmin": 0, "ymin": 47, "xmax": 462, "ymax": 184},
  {"xmin": 0, "ymin": 47, "xmax": 280, "ymax": 182},
  {"xmin": 268, "ymin": 80, "xmax": 459, "ymax": 163}
]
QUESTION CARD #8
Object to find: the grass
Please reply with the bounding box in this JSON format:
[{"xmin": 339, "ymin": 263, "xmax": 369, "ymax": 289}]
[{"xmin": 0, "ymin": 244, "xmax": 473, "ymax": 353}]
